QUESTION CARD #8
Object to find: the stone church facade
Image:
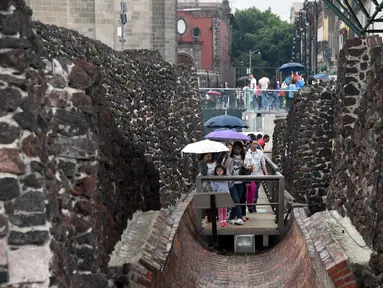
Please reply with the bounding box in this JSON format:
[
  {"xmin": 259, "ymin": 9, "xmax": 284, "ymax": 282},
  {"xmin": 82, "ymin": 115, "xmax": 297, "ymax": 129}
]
[{"xmin": 26, "ymin": 0, "xmax": 177, "ymax": 63}]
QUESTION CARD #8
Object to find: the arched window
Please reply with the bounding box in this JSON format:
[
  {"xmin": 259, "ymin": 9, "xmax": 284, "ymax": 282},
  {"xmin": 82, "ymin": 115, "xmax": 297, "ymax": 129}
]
[{"xmin": 178, "ymin": 53, "xmax": 193, "ymax": 66}]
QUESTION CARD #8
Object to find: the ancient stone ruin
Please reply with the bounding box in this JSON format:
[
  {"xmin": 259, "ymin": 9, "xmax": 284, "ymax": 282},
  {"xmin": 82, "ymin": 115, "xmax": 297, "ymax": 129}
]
[
  {"xmin": 272, "ymin": 36, "xmax": 383, "ymax": 285},
  {"xmin": 327, "ymin": 37, "xmax": 383, "ymax": 285},
  {"xmin": 273, "ymin": 83, "xmax": 336, "ymax": 211},
  {"xmin": 0, "ymin": 0, "xmax": 203, "ymax": 286}
]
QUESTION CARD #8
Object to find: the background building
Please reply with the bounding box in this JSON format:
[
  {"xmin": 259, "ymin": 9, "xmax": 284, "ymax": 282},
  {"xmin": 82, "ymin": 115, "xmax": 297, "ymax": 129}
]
[
  {"xmin": 291, "ymin": 0, "xmax": 383, "ymax": 77},
  {"xmin": 26, "ymin": 0, "xmax": 177, "ymax": 63},
  {"xmin": 177, "ymin": 0, "xmax": 233, "ymax": 87},
  {"xmin": 290, "ymin": 2, "xmax": 304, "ymax": 24}
]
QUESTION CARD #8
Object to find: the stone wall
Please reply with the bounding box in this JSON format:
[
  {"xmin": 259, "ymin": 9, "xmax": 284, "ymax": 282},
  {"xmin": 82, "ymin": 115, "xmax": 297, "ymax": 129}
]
[
  {"xmin": 327, "ymin": 36, "xmax": 383, "ymax": 283},
  {"xmin": 273, "ymin": 84, "xmax": 335, "ymax": 211},
  {"xmin": 309, "ymin": 84, "xmax": 336, "ymax": 212},
  {"xmin": 0, "ymin": 0, "xmax": 202, "ymax": 286},
  {"xmin": 272, "ymin": 116, "xmax": 286, "ymax": 169},
  {"xmin": 32, "ymin": 20, "xmax": 203, "ymax": 206}
]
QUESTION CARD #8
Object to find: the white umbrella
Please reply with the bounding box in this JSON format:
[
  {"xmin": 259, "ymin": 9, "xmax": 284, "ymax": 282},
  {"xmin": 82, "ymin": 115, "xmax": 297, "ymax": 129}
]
[{"xmin": 181, "ymin": 139, "xmax": 229, "ymax": 154}]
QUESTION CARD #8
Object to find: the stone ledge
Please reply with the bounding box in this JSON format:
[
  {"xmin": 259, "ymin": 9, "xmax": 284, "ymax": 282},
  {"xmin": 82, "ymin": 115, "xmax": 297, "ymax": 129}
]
[
  {"xmin": 108, "ymin": 210, "xmax": 164, "ymax": 268},
  {"xmin": 107, "ymin": 193, "xmax": 195, "ymax": 287},
  {"xmin": 293, "ymin": 208, "xmax": 316, "ymax": 258},
  {"xmin": 302, "ymin": 210, "xmax": 371, "ymax": 288}
]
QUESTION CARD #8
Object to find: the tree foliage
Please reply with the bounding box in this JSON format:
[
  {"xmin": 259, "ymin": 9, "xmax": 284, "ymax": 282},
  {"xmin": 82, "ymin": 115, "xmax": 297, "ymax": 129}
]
[{"xmin": 231, "ymin": 7, "xmax": 293, "ymax": 75}]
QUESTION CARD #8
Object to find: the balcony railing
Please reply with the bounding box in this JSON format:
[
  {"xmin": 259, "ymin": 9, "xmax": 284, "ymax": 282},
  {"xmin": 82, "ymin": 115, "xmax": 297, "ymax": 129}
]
[
  {"xmin": 199, "ymin": 87, "xmax": 295, "ymax": 113},
  {"xmin": 194, "ymin": 156, "xmax": 286, "ymax": 243}
]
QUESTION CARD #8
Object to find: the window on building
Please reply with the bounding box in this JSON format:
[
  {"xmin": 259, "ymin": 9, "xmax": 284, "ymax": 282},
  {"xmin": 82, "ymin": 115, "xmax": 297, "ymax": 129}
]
[
  {"xmin": 178, "ymin": 54, "xmax": 193, "ymax": 66},
  {"xmin": 191, "ymin": 27, "xmax": 201, "ymax": 39}
]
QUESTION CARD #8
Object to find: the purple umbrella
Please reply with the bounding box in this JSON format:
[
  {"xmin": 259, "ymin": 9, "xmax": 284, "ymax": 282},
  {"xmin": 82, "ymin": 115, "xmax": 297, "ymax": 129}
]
[{"xmin": 204, "ymin": 130, "xmax": 251, "ymax": 141}]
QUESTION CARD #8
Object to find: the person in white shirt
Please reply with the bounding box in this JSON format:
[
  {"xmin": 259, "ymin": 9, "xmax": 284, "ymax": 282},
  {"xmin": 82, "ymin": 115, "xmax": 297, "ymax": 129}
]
[
  {"xmin": 243, "ymin": 139, "xmax": 269, "ymax": 212},
  {"xmin": 249, "ymin": 74, "xmax": 257, "ymax": 110},
  {"xmin": 258, "ymin": 74, "xmax": 270, "ymax": 110}
]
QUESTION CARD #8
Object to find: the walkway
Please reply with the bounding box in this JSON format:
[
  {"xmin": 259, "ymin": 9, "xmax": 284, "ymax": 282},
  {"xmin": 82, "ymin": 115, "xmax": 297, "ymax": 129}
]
[
  {"xmin": 109, "ymin": 192, "xmax": 344, "ymax": 288},
  {"xmin": 201, "ymin": 187, "xmax": 278, "ymax": 235},
  {"xmin": 156, "ymin": 196, "xmax": 322, "ymax": 288}
]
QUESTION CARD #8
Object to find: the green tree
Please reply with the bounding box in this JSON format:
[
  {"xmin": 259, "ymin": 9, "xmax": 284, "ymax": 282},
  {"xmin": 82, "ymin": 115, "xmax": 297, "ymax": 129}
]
[{"xmin": 231, "ymin": 7, "xmax": 293, "ymax": 79}]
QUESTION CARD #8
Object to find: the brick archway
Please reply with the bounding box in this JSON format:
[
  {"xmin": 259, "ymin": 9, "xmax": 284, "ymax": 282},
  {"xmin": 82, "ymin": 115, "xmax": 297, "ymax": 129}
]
[{"xmin": 178, "ymin": 53, "xmax": 194, "ymax": 66}]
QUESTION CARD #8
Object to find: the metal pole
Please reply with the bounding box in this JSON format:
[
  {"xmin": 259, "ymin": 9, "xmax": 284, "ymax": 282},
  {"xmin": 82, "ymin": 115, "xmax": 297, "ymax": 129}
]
[
  {"xmin": 121, "ymin": 23, "xmax": 124, "ymax": 51},
  {"xmin": 315, "ymin": 0, "xmax": 318, "ymax": 74},
  {"xmin": 278, "ymin": 175, "xmax": 285, "ymax": 232},
  {"xmin": 195, "ymin": 176, "xmax": 203, "ymax": 232},
  {"xmin": 210, "ymin": 194, "xmax": 218, "ymax": 246},
  {"xmin": 322, "ymin": 0, "xmax": 361, "ymax": 35},
  {"xmin": 249, "ymin": 50, "xmax": 252, "ymax": 74},
  {"xmin": 120, "ymin": 1, "xmax": 127, "ymax": 51},
  {"xmin": 360, "ymin": 1, "xmax": 383, "ymax": 34}
]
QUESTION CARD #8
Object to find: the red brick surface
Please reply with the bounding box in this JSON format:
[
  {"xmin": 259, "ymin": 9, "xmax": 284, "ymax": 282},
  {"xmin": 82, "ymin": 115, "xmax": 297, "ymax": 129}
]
[
  {"xmin": 122, "ymin": 194, "xmax": 355, "ymax": 287},
  {"xmin": 153, "ymin": 197, "xmax": 325, "ymax": 287},
  {"xmin": 304, "ymin": 212, "xmax": 358, "ymax": 288}
]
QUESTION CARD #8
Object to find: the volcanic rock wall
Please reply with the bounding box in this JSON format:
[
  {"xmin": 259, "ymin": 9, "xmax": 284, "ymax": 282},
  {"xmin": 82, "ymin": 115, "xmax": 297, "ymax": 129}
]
[
  {"xmin": 273, "ymin": 85, "xmax": 335, "ymax": 211},
  {"xmin": 271, "ymin": 116, "xmax": 286, "ymax": 169},
  {"xmin": 32, "ymin": 20, "xmax": 203, "ymax": 207},
  {"xmin": 327, "ymin": 36, "xmax": 383, "ymax": 283},
  {"xmin": 0, "ymin": 0, "xmax": 203, "ymax": 286}
]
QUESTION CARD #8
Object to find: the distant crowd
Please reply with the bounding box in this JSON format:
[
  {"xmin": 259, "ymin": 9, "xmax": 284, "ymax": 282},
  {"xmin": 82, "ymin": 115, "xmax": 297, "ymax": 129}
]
[
  {"xmin": 202, "ymin": 72, "xmax": 305, "ymax": 112},
  {"xmin": 243, "ymin": 72, "xmax": 304, "ymax": 112}
]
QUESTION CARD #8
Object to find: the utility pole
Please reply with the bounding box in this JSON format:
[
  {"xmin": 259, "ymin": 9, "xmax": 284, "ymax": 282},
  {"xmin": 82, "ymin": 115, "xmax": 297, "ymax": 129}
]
[
  {"xmin": 314, "ymin": 0, "xmax": 318, "ymax": 74},
  {"xmin": 248, "ymin": 50, "xmax": 260, "ymax": 75},
  {"xmin": 248, "ymin": 50, "xmax": 252, "ymax": 75},
  {"xmin": 119, "ymin": 1, "xmax": 127, "ymax": 51}
]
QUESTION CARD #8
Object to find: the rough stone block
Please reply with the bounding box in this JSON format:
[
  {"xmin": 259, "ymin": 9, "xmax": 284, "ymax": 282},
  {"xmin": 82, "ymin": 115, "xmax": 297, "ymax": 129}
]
[
  {"xmin": 0, "ymin": 240, "xmax": 8, "ymax": 284},
  {"xmin": 0, "ymin": 178, "xmax": 20, "ymax": 201},
  {"xmin": 0, "ymin": 148, "xmax": 25, "ymax": 174},
  {"xmin": 7, "ymin": 245, "xmax": 51, "ymax": 285}
]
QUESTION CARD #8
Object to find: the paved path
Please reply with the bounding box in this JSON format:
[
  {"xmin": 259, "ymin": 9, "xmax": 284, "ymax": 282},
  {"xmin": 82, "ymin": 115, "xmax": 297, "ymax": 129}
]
[{"xmin": 201, "ymin": 186, "xmax": 278, "ymax": 235}]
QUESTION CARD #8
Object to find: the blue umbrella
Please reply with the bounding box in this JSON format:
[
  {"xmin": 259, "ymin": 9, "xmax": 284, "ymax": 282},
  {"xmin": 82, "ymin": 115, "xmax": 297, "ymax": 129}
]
[
  {"xmin": 313, "ymin": 73, "xmax": 330, "ymax": 82},
  {"xmin": 214, "ymin": 128, "xmax": 238, "ymax": 131},
  {"xmin": 279, "ymin": 62, "xmax": 304, "ymax": 73},
  {"xmin": 204, "ymin": 115, "xmax": 249, "ymax": 129}
]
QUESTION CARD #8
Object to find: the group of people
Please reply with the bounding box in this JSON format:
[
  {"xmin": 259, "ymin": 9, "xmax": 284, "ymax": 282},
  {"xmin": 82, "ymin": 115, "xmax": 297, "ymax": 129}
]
[
  {"xmin": 198, "ymin": 134, "xmax": 270, "ymax": 227},
  {"xmin": 244, "ymin": 72, "xmax": 304, "ymax": 112},
  {"xmin": 201, "ymin": 71, "xmax": 305, "ymax": 112}
]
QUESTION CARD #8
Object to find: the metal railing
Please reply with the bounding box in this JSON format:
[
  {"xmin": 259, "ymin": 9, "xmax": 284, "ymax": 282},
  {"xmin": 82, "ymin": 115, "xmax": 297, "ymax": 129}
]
[
  {"xmin": 194, "ymin": 156, "xmax": 285, "ymax": 241},
  {"xmin": 199, "ymin": 87, "xmax": 298, "ymax": 113}
]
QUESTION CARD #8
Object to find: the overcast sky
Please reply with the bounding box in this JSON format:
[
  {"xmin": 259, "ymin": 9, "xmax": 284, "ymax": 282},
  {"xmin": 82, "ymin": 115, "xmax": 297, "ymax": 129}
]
[{"xmin": 231, "ymin": 0, "xmax": 299, "ymax": 21}]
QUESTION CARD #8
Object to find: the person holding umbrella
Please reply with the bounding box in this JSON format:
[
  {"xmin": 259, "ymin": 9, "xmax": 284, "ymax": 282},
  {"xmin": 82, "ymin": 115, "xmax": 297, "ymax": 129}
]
[{"xmin": 226, "ymin": 141, "xmax": 246, "ymax": 225}]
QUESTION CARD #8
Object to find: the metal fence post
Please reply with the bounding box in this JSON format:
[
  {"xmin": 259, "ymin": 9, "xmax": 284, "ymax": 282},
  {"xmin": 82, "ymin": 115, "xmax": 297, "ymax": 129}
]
[
  {"xmin": 273, "ymin": 180, "xmax": 279, "ymax": 214},
  {"xmin": 195, "ymin": 176, "xmax": 203, "ymax": 232},
  {"xmin": 278, "ymin": 175, "xmax": 285, "ymax": 232},
  {"xmin": 210, "ymin": 194, "xmax": 218, "ymax": 246}
]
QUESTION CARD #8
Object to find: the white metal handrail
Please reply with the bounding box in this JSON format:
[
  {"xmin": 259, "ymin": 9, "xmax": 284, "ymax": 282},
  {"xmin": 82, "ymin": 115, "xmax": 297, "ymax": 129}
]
[{"xmin": 199, "ymin": 88, "xmax": 300, "ymax": 92}]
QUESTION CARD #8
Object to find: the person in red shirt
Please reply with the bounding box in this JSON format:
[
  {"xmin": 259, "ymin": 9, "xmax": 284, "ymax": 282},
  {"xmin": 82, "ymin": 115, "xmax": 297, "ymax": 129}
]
[{"xmin": 257, "ymin": 134, "xmax": 270, "ymax": 151}]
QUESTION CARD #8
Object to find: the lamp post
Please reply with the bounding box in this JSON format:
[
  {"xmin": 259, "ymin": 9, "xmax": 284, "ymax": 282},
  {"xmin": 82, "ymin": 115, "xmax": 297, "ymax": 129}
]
[
  {"xmin": 304, "ymin": 0, "xmax": 312, "ymax": 76},
  {"xmin": 119, "ymin": 1, "xmax": 127, "ymax": 51},
  {"xmin": 248, "ymin": 49, "xmax": 260, "ymax": 75},
  {"xmin": 314, "ymin": 0, "xmax": 318, "ymax": 74}
]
